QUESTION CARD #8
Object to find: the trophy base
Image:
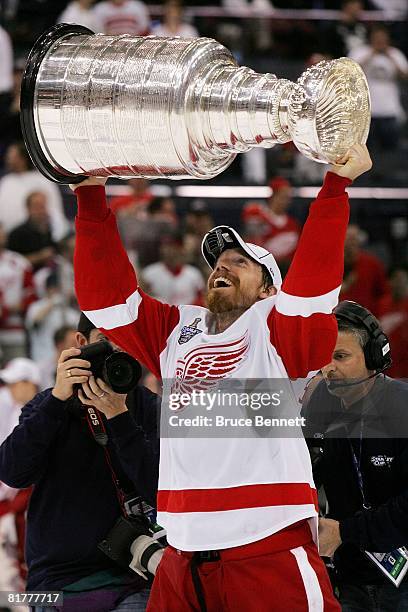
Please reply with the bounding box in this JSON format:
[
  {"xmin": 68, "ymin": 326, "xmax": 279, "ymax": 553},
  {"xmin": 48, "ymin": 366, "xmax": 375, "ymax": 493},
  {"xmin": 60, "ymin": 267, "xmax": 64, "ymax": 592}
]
[{"xmin": 20, "ymin": 23, "xmax": 94, "ymax": 184}]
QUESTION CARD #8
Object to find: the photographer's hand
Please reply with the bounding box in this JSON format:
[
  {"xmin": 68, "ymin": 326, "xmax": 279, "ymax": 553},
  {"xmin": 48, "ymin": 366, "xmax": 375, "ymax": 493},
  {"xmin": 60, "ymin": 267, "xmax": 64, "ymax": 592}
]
[
  {"xmin": 52, "ymin": 348, "xmax": 92, "ymax": 401},
  {"xmin": 78, "ymin": 376, "xmax": 128, "ymax": 419}
]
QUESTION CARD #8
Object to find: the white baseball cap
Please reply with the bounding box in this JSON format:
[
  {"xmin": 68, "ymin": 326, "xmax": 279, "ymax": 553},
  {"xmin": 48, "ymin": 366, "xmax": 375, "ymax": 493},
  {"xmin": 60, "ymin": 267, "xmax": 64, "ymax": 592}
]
[
  {"xmin": 0, "ymin": 358, "xmax": 41, "ymax": 386},
  {"xmin": 201, "ymin": 225, "xmax": 282, "ymax": 287}
]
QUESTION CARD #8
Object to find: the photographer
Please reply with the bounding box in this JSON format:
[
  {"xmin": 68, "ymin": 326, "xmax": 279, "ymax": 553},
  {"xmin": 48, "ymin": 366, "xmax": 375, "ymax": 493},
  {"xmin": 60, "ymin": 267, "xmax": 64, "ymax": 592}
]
[
  {"xmin": 303, "ymin": 300, "xmax": 408, "ymax": 611},
  {"xmin": 0, "ymin": 314, "xmax": 160, "ymax": 612}
]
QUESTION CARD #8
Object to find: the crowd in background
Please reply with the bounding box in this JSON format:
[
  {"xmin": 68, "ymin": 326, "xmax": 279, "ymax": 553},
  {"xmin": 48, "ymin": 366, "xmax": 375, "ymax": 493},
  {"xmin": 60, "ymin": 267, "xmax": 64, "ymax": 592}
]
[{"xmin": 0, "ymin": 0, "xmax": 407, "ymax": 596}]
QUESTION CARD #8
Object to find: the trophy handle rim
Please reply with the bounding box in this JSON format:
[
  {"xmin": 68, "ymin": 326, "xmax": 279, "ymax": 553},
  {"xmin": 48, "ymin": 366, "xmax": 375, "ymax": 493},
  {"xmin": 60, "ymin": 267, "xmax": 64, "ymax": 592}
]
[{"xmin": 20, "ymin": 23, "xmax": 94, "ymax": 184}]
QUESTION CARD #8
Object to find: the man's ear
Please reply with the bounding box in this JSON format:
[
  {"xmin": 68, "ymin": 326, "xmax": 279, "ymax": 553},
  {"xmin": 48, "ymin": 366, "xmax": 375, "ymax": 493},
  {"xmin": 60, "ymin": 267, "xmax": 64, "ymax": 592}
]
[
  {"xmin": 75, "ymin": 332, "xmax": 87, "ymax": 348},
  {"xmin": 258, "ymin": 285, "xmax": 277, "ymax": 300}
]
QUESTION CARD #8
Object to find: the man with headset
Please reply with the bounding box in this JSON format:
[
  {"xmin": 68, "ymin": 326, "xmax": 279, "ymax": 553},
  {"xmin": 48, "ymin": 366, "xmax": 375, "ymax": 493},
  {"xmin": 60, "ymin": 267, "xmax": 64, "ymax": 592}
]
[{"xmin": 303, "ymin": 300, "xmax": 408, "ymax": 611}]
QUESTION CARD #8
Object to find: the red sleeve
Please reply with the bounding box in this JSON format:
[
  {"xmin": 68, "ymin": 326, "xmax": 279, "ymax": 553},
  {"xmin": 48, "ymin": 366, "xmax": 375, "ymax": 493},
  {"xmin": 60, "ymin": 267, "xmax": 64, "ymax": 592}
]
[
  {"xmin": 268, "ymin": 172, "xmax": 351, "ymax": 378},
  {"xmin": 74, "ymin": 186, "xmax": 180, "ymax": 380}
]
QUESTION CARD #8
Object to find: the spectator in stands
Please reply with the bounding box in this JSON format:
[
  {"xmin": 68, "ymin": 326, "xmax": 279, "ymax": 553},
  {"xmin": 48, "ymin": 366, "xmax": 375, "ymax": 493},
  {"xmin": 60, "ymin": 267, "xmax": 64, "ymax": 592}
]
[
  {"xmin": 56, "ymin": 232, "xmax": 77, "ymax": 307},
  {"xmin": 38, "ymin": 325, "xmax": 77, "ymax": 391},
  {"xmin": 147, "ymin": 195, "xmax": 178, "ymax": 226},
  {"xmin": 242, "ymin": 176, "xmax": 301, "ymax": 269},
  {"xmin": 57, "ymin": 0, "xmax": 103, "ymax": 32},
  {"xmin": 0, "ymin": 222, "xmax": 36, "ymax": 363},
  {"xmin": 0, "ymin": 359, "xmax": 41, "ymax": 445},
  {"xmin": 0, "ymin": 59, "xmax": 25, "ymax": 159},
  {"xmin": 93, "ymin": 0, "xmax": 150, "ymax": 35},
  {"xmin": 0, "ymin": 142, "xmax": 68, "ymax": 240},
  {"xmin": 109, "ymin": 178, "xmax": 153, "ymax": 216},
  {"xmin": 183, "ymin": 199, "xmax": 214, "ymax": 272},
  {"xmin": 152, "ymin": 0, "xmax": 199, "ymax": 38},
  {"xmin": 118, "ymin": 195, "xmax": 178, "ymax": 267},
  {"xmin": 7, "ymin": 191, "xmax": 56, "ymax": 273},
  {"xmin": 349, "ymin": 25, "xmax": 408, "ymax": 151},
  {"xmin": 142, "ymin": 233, "xmax": 205, "ymax": 305},
  {"xmin": 378, "ymin": 266, "xmax": 408, "ymax": 378},
  {"xmin": 34, "ymin": 232, "xmax": 77, "ymax": 307},
  {"xmin": 323, "ymin": 0, "xmax": 367, "ymax": 58},
  {"xmin": 0, "ymin": 358, "xmax": 40, "ymax": 596},
  {"xmin": 25, "ymin": 273, "xmax": 79, "ymax": 362},
  {"xmin": 340, "ymin": 224, "xmax": 390, "ymax": 316}
]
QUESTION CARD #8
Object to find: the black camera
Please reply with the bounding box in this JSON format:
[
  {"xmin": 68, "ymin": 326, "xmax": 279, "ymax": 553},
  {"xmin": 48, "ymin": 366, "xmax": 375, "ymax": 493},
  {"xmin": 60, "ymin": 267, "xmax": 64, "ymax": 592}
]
[
  {"xmin": 79, "ymin": 341, "xmax": 142, "ymax": 394},
  {"xmin": 99, "ymin": 514, "xmax": 166, "ymax": 578}
]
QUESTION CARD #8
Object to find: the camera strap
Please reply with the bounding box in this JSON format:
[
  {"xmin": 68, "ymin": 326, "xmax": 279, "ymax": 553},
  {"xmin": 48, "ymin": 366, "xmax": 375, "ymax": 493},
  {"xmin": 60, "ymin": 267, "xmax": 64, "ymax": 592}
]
[
  {"xmin": 83, "ymin": 404, "xmax": 154, "ymax": 521},
  {"xmin": 84, "ymin": 405, "xmax": 129, "ymax": 517},
  {"xmin": 85, "ymin": 406, "xmax": 109, "ymax": 446}
]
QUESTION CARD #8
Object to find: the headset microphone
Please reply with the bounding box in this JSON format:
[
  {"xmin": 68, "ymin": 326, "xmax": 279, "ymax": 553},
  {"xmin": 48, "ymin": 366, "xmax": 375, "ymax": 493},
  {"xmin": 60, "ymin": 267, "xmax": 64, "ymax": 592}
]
[{"xmin": 326, "ymin": 369, "xmax": 386, "ymax": 391}]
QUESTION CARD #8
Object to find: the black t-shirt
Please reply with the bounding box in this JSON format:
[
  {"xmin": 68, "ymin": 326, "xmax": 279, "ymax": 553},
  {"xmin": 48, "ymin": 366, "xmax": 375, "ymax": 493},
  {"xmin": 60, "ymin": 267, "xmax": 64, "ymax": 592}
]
[{"xmin": 7, "ymin": 220, "xmax": 55, "ymax": 270}]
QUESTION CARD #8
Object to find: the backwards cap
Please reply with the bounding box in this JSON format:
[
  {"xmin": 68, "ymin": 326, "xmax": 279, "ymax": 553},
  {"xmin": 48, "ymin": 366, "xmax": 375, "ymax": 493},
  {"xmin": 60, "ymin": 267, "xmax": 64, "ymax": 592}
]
[{"xmin": 201, "ymin": 225, "xmax": 282, "ymax": 287}]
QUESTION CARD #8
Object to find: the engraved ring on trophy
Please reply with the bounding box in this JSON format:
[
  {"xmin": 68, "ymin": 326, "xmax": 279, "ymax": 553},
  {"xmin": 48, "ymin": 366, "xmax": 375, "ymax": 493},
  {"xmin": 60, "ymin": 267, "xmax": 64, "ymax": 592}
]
[{"xmin": 21, "ymin": 24, "xmax": 371, "ymax": 184}]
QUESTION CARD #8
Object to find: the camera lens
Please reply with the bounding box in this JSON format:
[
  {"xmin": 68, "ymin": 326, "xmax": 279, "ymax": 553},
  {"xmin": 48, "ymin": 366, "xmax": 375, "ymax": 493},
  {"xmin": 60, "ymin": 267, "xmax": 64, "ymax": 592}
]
[
  {"xmin": 110, "ymin": 361, "xmax": 133, "ymax": 386},
  {"xmin": 104, "ymin": 353, "xmax": 142, "ymax": 393}
]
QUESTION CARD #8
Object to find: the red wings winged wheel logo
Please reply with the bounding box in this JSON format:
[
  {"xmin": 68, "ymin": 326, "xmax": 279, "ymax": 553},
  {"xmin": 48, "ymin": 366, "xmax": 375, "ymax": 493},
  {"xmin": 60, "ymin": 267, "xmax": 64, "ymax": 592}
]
[{"xmin": 171, "ymin": 333, "xmax": 250, "ymax": 396}]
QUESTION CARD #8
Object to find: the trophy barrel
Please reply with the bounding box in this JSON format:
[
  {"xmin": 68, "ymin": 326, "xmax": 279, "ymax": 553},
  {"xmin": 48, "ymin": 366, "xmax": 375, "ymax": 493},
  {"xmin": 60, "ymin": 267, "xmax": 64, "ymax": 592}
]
[
  {"xmin": 21, "ymin": 24, "xmax": 240, "ymax": 183},
  {"xmin": 21, "ymin": 25, "xmax": 371, "ymax": 183}
]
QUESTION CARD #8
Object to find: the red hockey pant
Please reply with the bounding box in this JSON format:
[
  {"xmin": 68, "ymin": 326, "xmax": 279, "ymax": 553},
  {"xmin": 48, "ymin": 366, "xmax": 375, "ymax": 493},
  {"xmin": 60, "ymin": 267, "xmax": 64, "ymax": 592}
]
[{"xmin": 147, "ymin": 520, "xmax": 340, "ymax": 611}]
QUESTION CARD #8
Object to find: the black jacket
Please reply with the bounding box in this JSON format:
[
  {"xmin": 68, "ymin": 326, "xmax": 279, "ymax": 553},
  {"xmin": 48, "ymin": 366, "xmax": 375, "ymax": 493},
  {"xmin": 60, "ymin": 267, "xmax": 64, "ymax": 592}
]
[
  {"xmin": 303, "ymin": 376, "xmax": 408, "ymax": 585},
  {"xmin": 0, "ymin": 386, "xmax": 160, "ymax": 590}
]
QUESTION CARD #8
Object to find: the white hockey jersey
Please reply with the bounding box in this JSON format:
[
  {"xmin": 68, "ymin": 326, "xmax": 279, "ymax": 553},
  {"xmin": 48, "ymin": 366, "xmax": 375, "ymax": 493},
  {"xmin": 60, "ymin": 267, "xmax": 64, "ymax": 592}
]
[{"xmin": 74, "ymin": 172, "xmax": 350, "ymax": 550}]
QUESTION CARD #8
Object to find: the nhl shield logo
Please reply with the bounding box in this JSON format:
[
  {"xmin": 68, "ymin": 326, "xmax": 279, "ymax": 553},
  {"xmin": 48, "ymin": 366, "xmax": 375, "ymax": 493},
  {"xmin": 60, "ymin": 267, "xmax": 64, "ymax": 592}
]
[{"xmin": 178, "ymin": 318, "xmax": 203, "ymax": 345}]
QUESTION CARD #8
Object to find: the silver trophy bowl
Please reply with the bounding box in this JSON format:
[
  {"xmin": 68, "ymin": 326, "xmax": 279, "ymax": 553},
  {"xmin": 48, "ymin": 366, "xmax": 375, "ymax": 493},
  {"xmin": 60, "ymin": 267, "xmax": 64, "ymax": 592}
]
[{"xmin": 21, "ymin": 24, "xmax": 371, "ymax": 184}]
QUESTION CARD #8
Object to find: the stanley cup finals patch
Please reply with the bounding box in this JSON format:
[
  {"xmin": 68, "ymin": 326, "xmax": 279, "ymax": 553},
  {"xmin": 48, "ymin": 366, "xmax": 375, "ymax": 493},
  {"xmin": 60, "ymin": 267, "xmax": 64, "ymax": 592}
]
[{"xmin": 178, "ymin": 318, "xmax": 203, "ymax": 345}]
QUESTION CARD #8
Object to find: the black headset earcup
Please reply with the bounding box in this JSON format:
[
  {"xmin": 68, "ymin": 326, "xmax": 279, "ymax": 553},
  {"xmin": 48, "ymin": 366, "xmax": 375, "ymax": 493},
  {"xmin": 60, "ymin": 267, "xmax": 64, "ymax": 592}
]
[
  {"xmin": 335, "ymin": 301, "xmax": 392, "ymax": 372},
  {"xmin": 363, "ymin": 340, "xmax": 380, "ymax": 371},
  {"xmin": 363, "ymin": 332, "xmax": 391, "ymax": 371}
]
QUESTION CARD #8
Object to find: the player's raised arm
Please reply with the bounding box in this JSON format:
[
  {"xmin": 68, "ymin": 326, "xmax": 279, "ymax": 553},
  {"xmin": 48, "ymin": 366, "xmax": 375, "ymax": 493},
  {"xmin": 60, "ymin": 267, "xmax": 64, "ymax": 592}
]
[
  {"xmin": 268, "ymin": 144, "xmax": 372, "ymax": 378},
  {"xmin": 72, "ymin": 177, "xmax": 180, "ymax": 379}
]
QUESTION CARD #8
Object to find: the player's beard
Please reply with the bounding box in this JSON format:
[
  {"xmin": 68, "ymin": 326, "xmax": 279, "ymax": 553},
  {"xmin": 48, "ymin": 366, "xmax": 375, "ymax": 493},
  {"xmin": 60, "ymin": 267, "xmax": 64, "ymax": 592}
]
[
  {"xmin": 207, "ymin": 289, "xmax": 236, "ymax": 313},
  {"xmin": 207, "ymin": 286, "xmax": 254, "ymax": 314}
]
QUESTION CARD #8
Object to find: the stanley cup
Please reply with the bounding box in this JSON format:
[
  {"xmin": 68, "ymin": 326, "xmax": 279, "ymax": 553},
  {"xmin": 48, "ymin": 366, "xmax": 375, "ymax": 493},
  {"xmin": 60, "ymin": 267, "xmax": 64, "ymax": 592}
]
[{"xmin": 21, "ymin": 24, "xmax": 371, "ymax": 184}]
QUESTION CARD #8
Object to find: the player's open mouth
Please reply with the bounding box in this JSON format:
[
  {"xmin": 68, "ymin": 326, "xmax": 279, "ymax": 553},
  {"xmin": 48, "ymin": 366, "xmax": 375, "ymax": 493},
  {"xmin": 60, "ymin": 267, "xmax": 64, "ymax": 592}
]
[{"xmin": 213, "ymin": 277, "xmax": 234, "ymax": 289}]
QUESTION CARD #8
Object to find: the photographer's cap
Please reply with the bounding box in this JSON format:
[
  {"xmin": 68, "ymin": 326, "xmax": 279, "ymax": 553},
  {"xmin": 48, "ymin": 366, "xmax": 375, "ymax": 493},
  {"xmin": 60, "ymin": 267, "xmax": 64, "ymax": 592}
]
[
  {"xmin": 0, "ymin": 358, "xmax": 41, "ymax": 386},
  {"xmin": 201, "ymin": 225, "xmax": 282, "ymax": 287}
]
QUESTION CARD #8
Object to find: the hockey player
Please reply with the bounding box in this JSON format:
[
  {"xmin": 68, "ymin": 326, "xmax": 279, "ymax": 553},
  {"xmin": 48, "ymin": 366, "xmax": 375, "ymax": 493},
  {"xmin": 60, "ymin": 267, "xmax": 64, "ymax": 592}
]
[{"xmin": 72, "ymin": 144, "xmax": 372, "ymax": 611}]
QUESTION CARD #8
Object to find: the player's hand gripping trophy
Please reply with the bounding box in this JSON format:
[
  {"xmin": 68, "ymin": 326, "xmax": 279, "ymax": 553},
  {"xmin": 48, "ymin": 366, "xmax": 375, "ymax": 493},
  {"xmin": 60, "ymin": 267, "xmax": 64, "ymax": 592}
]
[{"xmin": 21, "ymin": 24, "xmax": 370, "ymax": 183}]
